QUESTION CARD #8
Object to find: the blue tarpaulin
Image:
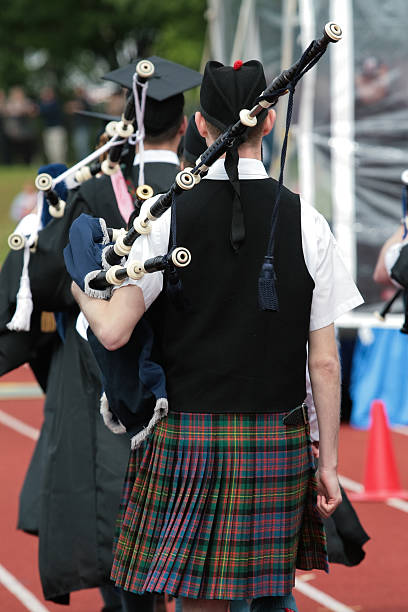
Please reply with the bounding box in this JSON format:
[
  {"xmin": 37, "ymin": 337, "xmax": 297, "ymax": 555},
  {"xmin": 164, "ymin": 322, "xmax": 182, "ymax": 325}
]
[{"xmin": 350, "ymin": 327, "xmax": 408, "ymax": 428}]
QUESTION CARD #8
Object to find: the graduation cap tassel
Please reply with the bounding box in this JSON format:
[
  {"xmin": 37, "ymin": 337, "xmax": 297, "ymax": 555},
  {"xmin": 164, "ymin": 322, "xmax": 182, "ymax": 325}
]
[
  {"xmin": 6, "ymin": 185, "xmax": 46, "ymax": 332},
  {"xmin": 132, "ymin": 72, "xmax": 149, "ymax": 186},
  {"xmin": 7, "ymin": 244, "xmax": 33, "ymax": 332}
]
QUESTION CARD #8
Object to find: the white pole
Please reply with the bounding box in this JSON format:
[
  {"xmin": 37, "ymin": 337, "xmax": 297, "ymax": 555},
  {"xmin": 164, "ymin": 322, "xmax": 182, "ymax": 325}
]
[
  {"xmin": 330, "ymin": 0, "xmax": 356, "ymax": 278},
  {"xmin": 206, "ymin": 0, "xmax": 226, "ymax": 63},
  {"xmin": 230, "ymin": 0, "xmax": 255, "ymax": 63},
  {"xmin": 269, "ymin": 0, "xmax": 297, "ymax": 177},
  {"xmin": 297, "ymin": 0, "xmax": 316, "ymax": 206}
]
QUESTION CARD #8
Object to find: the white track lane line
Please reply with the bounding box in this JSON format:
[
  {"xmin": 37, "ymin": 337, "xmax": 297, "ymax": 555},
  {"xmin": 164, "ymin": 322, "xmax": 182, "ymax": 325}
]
[
  {"xmin": 0, "ymin": 564, "xmax": 50, "ymax": 612},
  {"xmin": 339, "ymin": 475, "xmax": 408, "ymax": 514},
  {"xmin": 294, "ymin": 578, "xmax": 355, "ymax": 612},
  {"xmin": 3, "ymin": 409, "xmax": 408, "ymax": 517},
  {"xmin": 393, "ymin": 425, "xmax": 408, "ymax": 436},
  {"xmin": 0, "ymin": 382, "xmax": 43, "ymax": 399},
  {"xmin": 0, "ymin": 409, "xmax": 39, "ymax": 441},
  {"xmin": 338, "ymin": 475, "xmax": 363, "ymax": 493},
  {"xmin": 1, "ymin": 409, "xmax": 406, "ymax": 610}
]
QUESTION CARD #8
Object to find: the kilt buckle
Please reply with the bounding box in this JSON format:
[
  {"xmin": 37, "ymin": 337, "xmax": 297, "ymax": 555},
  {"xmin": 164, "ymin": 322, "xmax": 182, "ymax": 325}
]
[{"xmin": 282, "ymin": 403, "xmax": 309, "ymax": 426}]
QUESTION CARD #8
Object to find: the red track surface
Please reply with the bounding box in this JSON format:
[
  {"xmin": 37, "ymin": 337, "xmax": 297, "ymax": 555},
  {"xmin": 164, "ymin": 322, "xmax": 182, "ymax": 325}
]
[{"xmin": 1, "ymin": 365, "xmax": 407, "ymax": 611}]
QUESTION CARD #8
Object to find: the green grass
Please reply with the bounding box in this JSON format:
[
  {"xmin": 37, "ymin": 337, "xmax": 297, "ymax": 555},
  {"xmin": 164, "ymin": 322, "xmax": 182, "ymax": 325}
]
[{"xmin": 0, "ymin": 165, "xmax": 38, "ymax": 264}]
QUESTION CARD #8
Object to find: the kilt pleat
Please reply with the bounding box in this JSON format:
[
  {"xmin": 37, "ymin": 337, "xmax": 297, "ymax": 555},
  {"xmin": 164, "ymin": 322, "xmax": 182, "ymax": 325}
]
[{"xmin": 111, "ymin": 412, "xmax": 328, "ymax": 600}]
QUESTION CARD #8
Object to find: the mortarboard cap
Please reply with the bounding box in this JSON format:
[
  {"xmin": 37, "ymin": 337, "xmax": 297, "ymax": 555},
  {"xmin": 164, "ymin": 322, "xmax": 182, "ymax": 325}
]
[
  {"xmin": 74, "ymin": 109, "xmax": 120, "ymax": 123},
  {"xmin": 103, "ymin": 56, "xmax": 202, "ymax": 100},
  {"xmin": 200, "ymin": 60, "xmax": 266, "ymax": 131},
  {"xmin": 103, "ymin": 56, "xmax": 202, "ymax": 137}
]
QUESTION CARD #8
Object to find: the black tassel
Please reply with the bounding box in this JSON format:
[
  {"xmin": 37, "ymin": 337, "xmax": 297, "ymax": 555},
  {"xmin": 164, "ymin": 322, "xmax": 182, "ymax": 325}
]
[
  {"xmin": 258, "ymin": 256, "xmax": 279, "ymax": 311},
  {"xmin": 165, "ymin": 264, "xmax": 190, "ymax": 311}
]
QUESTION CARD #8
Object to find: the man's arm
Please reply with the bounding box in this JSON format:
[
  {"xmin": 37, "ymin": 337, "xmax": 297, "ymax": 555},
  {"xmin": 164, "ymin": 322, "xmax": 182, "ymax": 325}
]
[
  {"xmin": 373, "ymin": 225, "xmax": 404, "ymax": 285},
  {"xmin": 308, "ymin": 323, "xmax": 342, "ymax": 518},
  {"xmin": 71, "ymin": 282, "xmax": 145, "ymax": 351}
]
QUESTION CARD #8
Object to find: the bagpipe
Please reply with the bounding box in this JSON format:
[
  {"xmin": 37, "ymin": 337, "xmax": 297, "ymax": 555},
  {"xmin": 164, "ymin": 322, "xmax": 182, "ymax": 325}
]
[
  {"xmin": 73, "ymin": 59, "xmax": 155, "ymax": 185},
  {"xmin": 71, "ymin": 22, "xmax": 342, "ymax": 296},
  {"xmin": 4, "ymin": 163, "xmax": 75, "ymax": 333},
  {"xmin": 3, "ymin": 55, "xmax": 159, "ymax": 343},
  {"xmin": 64, "ymin": 23, "xmax": 342, "ymax": 446},
  {"xmin": 375, "ymin": 169, "xmax": 408, "ymax": 334},
  {"xmin": 9, "ymin": 58, "xmax": 157, "ymax": 234}
]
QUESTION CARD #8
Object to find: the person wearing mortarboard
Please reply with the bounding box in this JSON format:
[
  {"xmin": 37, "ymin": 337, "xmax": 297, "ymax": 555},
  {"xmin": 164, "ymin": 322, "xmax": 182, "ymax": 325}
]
[
  {"xmin": 71, "ymin": 60, "xmax": 363, "ymax": 611},
  {"xmin": 7, "ymin": 58, "xmax": 200, "ymax": 611},
  {"xmin": 70, "ymin": 56, "xmax": 202, "ymax": 228}
]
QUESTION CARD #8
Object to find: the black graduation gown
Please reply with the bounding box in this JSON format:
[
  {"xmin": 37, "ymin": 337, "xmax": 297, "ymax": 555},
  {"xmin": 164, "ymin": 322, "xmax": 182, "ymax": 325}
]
[
  {"xmin": 0, "ymin": 250, "xmax": 58, "ymax": 391},
  {"xmin": 0, "ymin": 251, "xmax": 59, "ymax": 538},
  {"xmin": 323, "ymin": 485, "xmax": 370, "ymax": 566},
  {"xmin": 131, "ymin": 160, "xmax": 179, "ymax": 195},
  {"xmin": 17, "ymin": 160, "xmax": 179, "ymax": 602}
]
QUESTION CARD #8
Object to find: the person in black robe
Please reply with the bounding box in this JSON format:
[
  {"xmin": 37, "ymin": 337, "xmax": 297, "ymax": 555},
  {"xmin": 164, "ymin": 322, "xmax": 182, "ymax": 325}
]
[{"xmin": 5, "ymin": 58, "xmax": 201, "ymax": 609}]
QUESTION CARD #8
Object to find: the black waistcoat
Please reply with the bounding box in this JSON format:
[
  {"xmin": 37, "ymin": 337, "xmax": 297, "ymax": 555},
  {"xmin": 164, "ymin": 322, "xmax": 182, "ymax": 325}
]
[{"xmin": 161, "ymin": 177, "xmax": 315, "ymax": 414}]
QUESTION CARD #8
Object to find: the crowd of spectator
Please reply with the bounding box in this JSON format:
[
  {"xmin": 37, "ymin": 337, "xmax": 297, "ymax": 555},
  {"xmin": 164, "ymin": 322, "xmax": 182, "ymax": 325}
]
[{"xmin": 0, "ymin": 84, "xmax": 124, "ymax": 167}]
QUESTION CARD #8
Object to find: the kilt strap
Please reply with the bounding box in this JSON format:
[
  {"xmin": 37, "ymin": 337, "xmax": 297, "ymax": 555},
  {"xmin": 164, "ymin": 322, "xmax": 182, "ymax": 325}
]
[{"xmin": 282, "ymin": 403, "xmax": 308, "ymax": 426}]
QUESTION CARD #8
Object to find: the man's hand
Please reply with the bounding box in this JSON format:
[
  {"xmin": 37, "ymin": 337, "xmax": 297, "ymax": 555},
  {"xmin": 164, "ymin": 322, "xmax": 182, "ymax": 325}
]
[{"xmin": 315, "ymin": 467, "xmax": 342, "ymax": 518}]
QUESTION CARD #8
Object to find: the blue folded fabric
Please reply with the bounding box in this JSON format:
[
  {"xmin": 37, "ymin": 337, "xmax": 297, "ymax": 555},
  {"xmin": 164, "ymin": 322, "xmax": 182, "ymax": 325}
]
[{"xmin": 350, "ymin": 327, "xmax": 408, "ymax": 428}]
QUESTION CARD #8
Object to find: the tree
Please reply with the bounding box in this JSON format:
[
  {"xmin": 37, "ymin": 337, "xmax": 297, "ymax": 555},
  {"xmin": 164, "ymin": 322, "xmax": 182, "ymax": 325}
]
[{"xmin": 0, "ymin": 0, "xmax": 207, "ymax": 93}]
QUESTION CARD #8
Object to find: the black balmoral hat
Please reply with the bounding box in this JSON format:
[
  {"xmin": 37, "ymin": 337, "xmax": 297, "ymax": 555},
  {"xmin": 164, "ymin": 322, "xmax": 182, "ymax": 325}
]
[
  {"xmin": 200, "ymin": 60, "xmax": 266, "ymax": 131},
  {"xmin": 103, "ymin": 56, "xmax": 202, "ymax": 136}
]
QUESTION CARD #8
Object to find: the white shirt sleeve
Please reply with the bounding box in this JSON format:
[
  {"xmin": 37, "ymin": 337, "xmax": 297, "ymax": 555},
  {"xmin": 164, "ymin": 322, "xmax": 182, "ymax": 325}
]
[
  {"xmin": 113, "ymin": 195, "xmax": 171, "ymax": 309},
  {"xmin": 301, "ymin": 199, "xmax": 364, "ymax": 331},
  {"xmin": 75, "ymin": 312, "xmax": 89, "ymax": 340},
  {"xmin": 305, "ymin": 364, "xmax": 319, "ymax": 442}
]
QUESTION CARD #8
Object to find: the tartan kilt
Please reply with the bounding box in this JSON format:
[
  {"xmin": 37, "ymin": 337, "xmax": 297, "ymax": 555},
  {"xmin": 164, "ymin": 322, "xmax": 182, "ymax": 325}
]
[{"xmin": 111, "ymin": 411, "xmax": 328, "ymax": 600}]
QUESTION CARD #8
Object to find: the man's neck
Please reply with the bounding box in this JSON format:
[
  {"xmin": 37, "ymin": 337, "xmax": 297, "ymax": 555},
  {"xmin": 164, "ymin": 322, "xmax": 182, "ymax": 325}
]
[
  {"xmin": 237, "ymin": 144, "xmax": 262, "ymax": 160},
  {"xmin": 205, "ymin": 137, "xmax": 262, "ymax": 161},
  {"xmin": 212, "ymin": 147, "xmax": 262, "ymax": 161},
  {"xmin": 143, "ymin": 142, "xmax": 178, "ymax": 152},
  {"xmin": 138, "ymin": 137, "xmax": 179, "ymax": 153}
]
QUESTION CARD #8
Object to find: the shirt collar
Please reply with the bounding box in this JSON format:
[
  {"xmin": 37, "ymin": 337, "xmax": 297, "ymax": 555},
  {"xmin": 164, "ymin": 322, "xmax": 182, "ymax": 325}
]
[
  {"xmin": 133, "ymin": 149, "xmax": 179, "ymax": 166},
  {"xmin": 204, "ymin": 158, "xmax": 269, "ymax": 180}
]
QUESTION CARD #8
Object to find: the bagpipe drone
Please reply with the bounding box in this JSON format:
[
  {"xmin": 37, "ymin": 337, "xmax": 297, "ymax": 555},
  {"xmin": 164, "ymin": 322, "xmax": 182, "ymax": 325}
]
[
  {"xmin": 64, "ymin": 22, "xmax": 342, "ymax": 445},
  {"xmin": 7, "ymin": 58, "xmax": 157, "ymax": 238},
  {"xmin": 4, "ymin": 59, "xmax": 160, "ymax": 334}
]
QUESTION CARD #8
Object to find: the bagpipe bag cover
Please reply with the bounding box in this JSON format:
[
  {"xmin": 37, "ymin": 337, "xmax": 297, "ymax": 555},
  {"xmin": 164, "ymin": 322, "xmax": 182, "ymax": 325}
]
[
  {"xmin": 63, "ymin": 213, "xmax": 167, "ymax": 434},
  {"xmin": 87, "ymin": 310, "xmax": 166, "ymax": 435},
  {"xmin": 63, "ymin": 214, "xmax": 108, "ymax": 291}
]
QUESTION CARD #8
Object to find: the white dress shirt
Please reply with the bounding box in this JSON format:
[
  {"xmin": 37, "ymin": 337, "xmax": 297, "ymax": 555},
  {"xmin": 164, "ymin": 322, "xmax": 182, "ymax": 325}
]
[{"xmin": 120, "ymin": 157, "xmax": 364, "ymax": 330}]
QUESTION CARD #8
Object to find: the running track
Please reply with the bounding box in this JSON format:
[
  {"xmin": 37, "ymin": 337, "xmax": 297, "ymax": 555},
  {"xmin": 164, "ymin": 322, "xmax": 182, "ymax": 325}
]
[{"xmin": 1, "ymin": 366, "xmax": 407, "ymax": 611}]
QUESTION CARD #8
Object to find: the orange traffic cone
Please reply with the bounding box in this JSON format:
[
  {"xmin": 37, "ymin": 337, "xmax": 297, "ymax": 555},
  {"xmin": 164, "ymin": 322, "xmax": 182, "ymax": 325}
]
[{"xmin": 349, "ymin": 399, "xmax": 408, "ymax": 501}]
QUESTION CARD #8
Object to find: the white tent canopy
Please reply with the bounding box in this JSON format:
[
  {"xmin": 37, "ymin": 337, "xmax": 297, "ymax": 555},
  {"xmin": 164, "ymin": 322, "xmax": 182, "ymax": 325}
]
[{"xmin": 205, "ymin": 0, "xmax": 408, "ymax": 307}]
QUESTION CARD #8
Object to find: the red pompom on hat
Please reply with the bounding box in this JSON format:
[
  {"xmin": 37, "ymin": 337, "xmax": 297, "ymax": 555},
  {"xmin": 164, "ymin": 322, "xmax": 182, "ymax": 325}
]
[
  {"xmin": 200, "ymin": 59, "xmax": 266, "ymax": 130},
  {"xmin": 233, "ymin": 60, "xmax": 243, "ymax": 70}
]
